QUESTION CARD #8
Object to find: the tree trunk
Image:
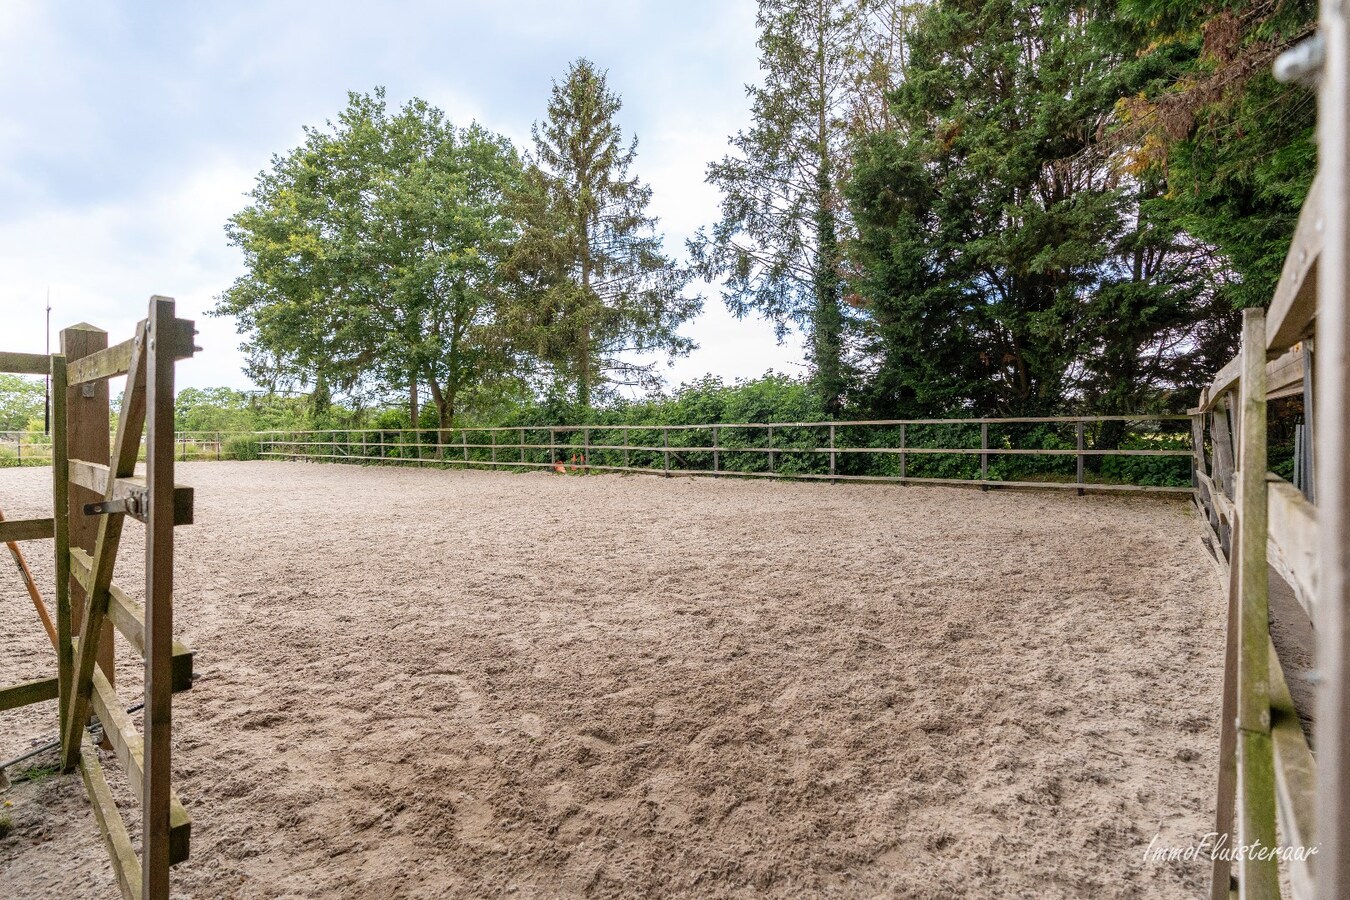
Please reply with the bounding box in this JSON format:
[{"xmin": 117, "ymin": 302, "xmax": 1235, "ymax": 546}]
[
  {"xmin": 812, "ymin": 17, "xmax": 845, "ymax": 415},
  {"xmin": 409, "ymin": 372, "xmax": 419, "ymax": 430},
  {"xmin": 579, "ymin": 214, "xmax": 593, "ymax": 408}
]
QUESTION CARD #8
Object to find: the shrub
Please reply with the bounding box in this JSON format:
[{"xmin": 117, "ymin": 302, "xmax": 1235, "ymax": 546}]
[{"xmin": 225, "ymin": 435, "xmax": 262, "ymax": 461}]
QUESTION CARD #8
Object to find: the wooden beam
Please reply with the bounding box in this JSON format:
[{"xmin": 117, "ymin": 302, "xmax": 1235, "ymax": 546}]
[
  {"xmin": 65, "ymin": 317, "xmax": 194, "ymax": 387},
  {"xmin": 68, "ymin": 459, "xmax": 195, "ymax": 526},
  {"xmin": 0, "ymin": 351, "xmax": 51, "ymax": 375},
  {"xmin": 78, "ymin": 739, "xmax": 143, "ymax": 900},
  {"xmin": 61, "ymin": 322, "xmax": 147, "ymax": 771},
  {"xmin": 62, "ymin": 322, "xmax": 114, "ymax": 751},
  {"xmin": 1267, "ymin": 343, "xmax": 1308, "ymax": 401},
  {"xmin": 1210, "ymin": 521, "xmax": 1242, "ymax": 900},
  {"xmin": 1204, "ymin": 345, "xmax": 1306, "ymax": 408},
  {"xmin": 1198, "ymin": 471, "xmax": 1236, "ymax": 525},
  {"xmin": 1268, "ymin": 476, "xmax": 1319, "ymax": 623},
  {"xmin": 67, "ymin": 333, "xmax": 135, "ymax": 387},
  {"xmin": 142, "ymin": 296, "xmax": 182, "ymax": 899},
  {"xmin": 70, "ymin": 548, "xmax": 194, "ymax": 692},
  {"xmin": 1233, "ymin": 307, "xmax": 1280, "ymax": 895},
  {"xmin": 1208, "ymin": 355, "xmax": 1242, "ymax": 405},
  {"xmin": 88, "ymin": 668, "xmax": 191, "ymax": 865},
  {"xmin": 0, "ymin": 674, "xmax": 59, "ymax": 712},
  {"xmin": 0, "ymin": 517, "xmax": 54, "ymax": 542},
  {"xmin": 1315, "ymin": 0, "xmax": 1350, "ymax": 890},
  {"xmin": 51, "ymin": 354, "xmax": 73, "ymax": 737},
  {"xmin": 1269, "ymin": 639, "xmax": 1317, "ymax": 900},
  {"xmin": 1268, "ymin": 174, "xmax": 1323, "ymax": 354}
]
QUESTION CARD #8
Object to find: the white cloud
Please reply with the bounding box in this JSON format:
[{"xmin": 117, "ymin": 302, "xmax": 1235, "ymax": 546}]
[{"xmin": 0, "ymin": 0, "xmax": 799, "ymax": 396}]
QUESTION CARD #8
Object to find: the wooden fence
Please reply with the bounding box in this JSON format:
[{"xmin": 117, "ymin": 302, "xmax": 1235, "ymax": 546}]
[
  {"xmin": 255, "ymin": 415, "xmax": 1196, "ymax": 493},
  {"xmin": 0, "ymin": 431, "xmax": 251, "ymax": 467},
  {"xmin": 1189, "ymin": 11, "xmax": 1349, "ymax": 898},
  {"xmin": 0, "ymin": 297, "xmax": 199, "ymax": 900}
]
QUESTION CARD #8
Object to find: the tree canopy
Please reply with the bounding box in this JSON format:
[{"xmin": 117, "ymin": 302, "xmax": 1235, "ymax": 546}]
[
  {"xmin": 506, "ymin": 59, "xmax": 701, "ymax": 406},
  {"xmin": 215, "ymin": 90, "xmax": 523, "ymax": 430}
]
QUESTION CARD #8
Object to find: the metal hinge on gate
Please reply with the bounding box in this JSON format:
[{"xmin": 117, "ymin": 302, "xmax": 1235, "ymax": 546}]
[{"xmin": 84, "ymin": 492, "xmax": 147, "ymax": 521}]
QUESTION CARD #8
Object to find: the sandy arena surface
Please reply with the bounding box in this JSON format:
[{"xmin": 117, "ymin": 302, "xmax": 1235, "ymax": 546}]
[{"xmin": 1, "ymin": 461, "xmax": 1225, "ymax": 898}]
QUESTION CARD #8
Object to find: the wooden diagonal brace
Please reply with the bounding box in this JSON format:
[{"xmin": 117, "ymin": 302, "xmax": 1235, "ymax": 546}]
[{"xmin": 61, "ymin": 322, "xmax": 149, "ymax": 771}]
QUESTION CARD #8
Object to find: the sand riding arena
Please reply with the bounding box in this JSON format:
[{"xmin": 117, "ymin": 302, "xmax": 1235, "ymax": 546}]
[{"xmin": 2, "ymin": 460, "xmax": 1224, "ymax": 898}]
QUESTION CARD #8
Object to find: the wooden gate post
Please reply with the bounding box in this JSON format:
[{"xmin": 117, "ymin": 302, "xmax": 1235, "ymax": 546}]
[
  {"xmin": 1316, "ymin": 0, "xmax": 1350, "ymax": 890},
  {"xmin": 61, "ymin": 324, "xmax": 115, "ymax": 719}
]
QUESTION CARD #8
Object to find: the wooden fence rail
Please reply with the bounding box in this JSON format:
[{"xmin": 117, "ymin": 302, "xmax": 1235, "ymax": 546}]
[{"xmin": 253, "ymin": 415, "xmax": 1195, "ymax": 494}]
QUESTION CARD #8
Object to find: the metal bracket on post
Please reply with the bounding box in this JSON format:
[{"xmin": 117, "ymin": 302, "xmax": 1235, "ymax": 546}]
[{"xmin": 83, "ymin": 494, "xmax": 146, "ymax": 520}]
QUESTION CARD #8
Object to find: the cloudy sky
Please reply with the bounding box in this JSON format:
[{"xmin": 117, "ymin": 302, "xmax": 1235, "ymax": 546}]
[{"xmin": 0, "ymin": 0, "xmax": 804, "ymax": 393}]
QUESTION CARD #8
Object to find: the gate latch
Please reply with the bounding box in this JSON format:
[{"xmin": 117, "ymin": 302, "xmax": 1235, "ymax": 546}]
[{"xmin": 84, "ymin": 492, "xmax": 147, "ymax": 520}]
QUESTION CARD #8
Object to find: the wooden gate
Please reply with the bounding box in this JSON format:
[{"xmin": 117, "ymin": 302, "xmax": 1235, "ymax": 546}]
[
  {"xmin": 1191, "ymin": 2, "xmax": 1350, "ymax": 896},
  {"xmin": 0, "ymin": 296, "xmax": 198, "ymax": 900}
]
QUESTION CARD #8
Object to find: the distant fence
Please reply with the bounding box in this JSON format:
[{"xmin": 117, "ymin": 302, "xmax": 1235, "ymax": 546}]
[
  {"xmin": 0, "ymin": 431, "xmax": 253, "ymax": 467},
  {"xmin": 254, "ymin": 416, "xmax": 1195, "ymax": 492}
]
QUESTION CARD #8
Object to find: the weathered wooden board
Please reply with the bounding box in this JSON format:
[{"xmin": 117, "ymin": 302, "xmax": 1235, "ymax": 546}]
[
  {"xmin": 67, "ymin": 459, "xmax": 195, "ymax": 526},
  {"xmin": 69, "ymin": 547, "xmax": 194, "ymax": 692},
  {"xmin": 0, "ymin": 351, "xmax": 51, "ymax": 375},
  {"xmin": 0, "ymin": 674, "xmax": 59, "ymax": 711},
  {"xmin": 0, "ymin": 518, "xmax": 54, "ymax": 543},
  {"xmin": 88, "ymin": 668, "xmax": 191, "ymax": 865}
]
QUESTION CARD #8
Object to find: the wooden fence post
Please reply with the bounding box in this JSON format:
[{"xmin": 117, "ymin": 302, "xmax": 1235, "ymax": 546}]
[
  {"xmin": 663, "ymin": 429, "xmax": 670, "ymax": 476},
  {"xmin": 1075, "ymin": 422, "xmax": 1085, "ymax": 496},
  {"xmin": 768, "ymin": 426, "xmax": 774, "ymax": 474},
  {"xmin": 1191, "ymin": 413, "xmax": 1206, "ymax": 490},
  {"xmin": 712, "ymin": 426, "xmax": 718, "ymax": 476},
  {"xmin": 829, "ymin": 424, "xmax": 836, "ymax": 481},
  {"xmin": 981, "ymin": 422, "xmax": 989, "ymax": 490},
  {"xmin": 61, "ymin": 324, "xmax": 115, "ymax": 726},
  {"xmin": 1234, "ymin": 307, "xmax": 1279, "ymax": 896},
  {"xmin": 50, "ymin": 355, "xmax": 72, "ymax": 744},
  {"xmin": 583, "ymin": 427, "xmax": 590, "ymax": 472},
  {"xmin": 899, "ymin": 423, "xmax": 906, "ymax": 481},
  {"xmin": 142, "ymin": 297, "xmax": 179, "ymax": 900}
]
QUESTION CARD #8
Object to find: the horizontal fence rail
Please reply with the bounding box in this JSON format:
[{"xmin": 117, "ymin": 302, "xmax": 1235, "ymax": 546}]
[
  {"xmin": 0, "ymin": 431, "xmax": 257, "ymax": 467},
  {"xmin": 252, "ymin": 416, "xmax": 1195, "ymax": 493}
]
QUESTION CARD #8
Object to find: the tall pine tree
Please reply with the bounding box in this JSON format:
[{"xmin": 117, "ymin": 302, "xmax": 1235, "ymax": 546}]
[
  {"xmin": 692, "ymin": 0, "xmax": 865, "ymax": 414},
  {"xmin": 506, "ymin": 59, "xmax": 700, "ymax": 406}
]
